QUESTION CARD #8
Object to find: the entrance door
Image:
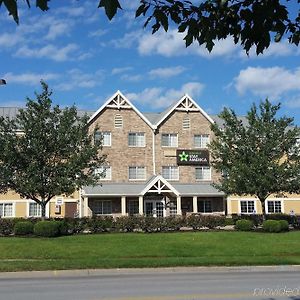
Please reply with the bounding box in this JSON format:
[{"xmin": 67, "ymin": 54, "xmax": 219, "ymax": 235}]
[{"xmin": 144, "ymin": 200, "xmax": 165, "ymax": 217}]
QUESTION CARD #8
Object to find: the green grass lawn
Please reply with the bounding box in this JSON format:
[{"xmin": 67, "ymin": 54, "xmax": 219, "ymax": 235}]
[{"xmin": 1, "ymin": 231, "xmax": 300, "ymax": 272}]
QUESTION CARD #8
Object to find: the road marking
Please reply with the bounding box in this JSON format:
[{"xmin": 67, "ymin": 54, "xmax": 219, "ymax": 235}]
[{"xmin": 97, "ymin": 291, "xmax": 254, "ymax": 300}]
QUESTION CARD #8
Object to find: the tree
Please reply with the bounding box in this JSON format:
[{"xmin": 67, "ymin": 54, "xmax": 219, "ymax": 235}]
[
  {"xmin": 1, "ymin": 0, "xmax": 299, "ymax": 54},
  {"xmin": 209, "ymin": 99, "xmax": 300, "ymax": 216},
  {"xmin": 0, "ymin": 81, "xmax": 106, "ymax": 217}
]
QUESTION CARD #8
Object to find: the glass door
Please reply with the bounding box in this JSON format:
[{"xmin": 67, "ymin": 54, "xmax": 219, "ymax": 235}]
[
  {"xmin": 145, "ymin": 202, "xmax": 154, "ymax": 216},
  {"xmin": 144, "ymin": 200, "xmax": 165, "ymax": 217}
]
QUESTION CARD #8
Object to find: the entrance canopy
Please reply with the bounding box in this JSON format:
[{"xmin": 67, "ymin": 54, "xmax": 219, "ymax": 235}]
[{"xmin": 83, "ymin": 175, "xmax": 224, "ymax": 197}]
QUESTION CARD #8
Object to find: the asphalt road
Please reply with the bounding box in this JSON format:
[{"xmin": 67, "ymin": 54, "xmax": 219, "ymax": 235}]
[{"xmin": 1, "ymin": 267, "xmax": 300, "ymax": 300}]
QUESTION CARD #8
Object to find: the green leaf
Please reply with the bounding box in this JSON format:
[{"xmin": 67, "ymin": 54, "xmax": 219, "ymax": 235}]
[
  {"xmin": 36, "ymin": 0, "xmax": 49, "ymax": 11},
  {"xmin": 98, "ymin": 0, "xmax": 122, "ymax": 20},
  {"xmin": 3, "ymin": 0, "xmax": 19, "ymax": 24}
]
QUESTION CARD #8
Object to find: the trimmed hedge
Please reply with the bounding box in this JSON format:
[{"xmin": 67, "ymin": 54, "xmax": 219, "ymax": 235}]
[
  {"xmin": 235, "ymin": 219, "xmax": 253, "ymax": 231},
  {"xmin": 34, "ymin": 221, "xmax": 61, "ymax": 237},
  {"xmin": 263, "ymin": 220, "xmax": 289, "ymax": 233},
  {"xmin": 0, "ymin": 214, "xmax": 298, "ymax": 237},
  {"xmin": 14, "ymin": 221, "xmax": 34, "ymax": 236}
]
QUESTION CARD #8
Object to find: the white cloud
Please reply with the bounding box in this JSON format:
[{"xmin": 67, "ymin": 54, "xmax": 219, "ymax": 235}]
[
  {"xmin": 111, "ymin": 67, "xmax": 133, "ymax": 75},
  {"xmin": 46, "ymin": 21, "xmax": 71, "ymax": 40},
  {"xmin": 3, "ymin": 72, "xmax": 60, "ymax": 86},
  {"xmin": 232, "ymin": 66, "xmax": 300, "ymax": 99},
  {"xmin": 126, "ymin": 82, "xmax": 204, "ymax": 108},
  {"xmin": 88, "ymin": 29, "xmax": 108, "ymax": 38},
  {"xmin": 148, "ymin": 66, "xmax": 186, "ymax": 79},
  {"xmin": 55, "ymin": 69, "xmax": 104, "ymax": 91},
  {"xmin": 242, "ymin": 40, "xmax": 299, "ymax": 59},
  {"xmin": 0, "ymin": 33, "xmax": 23, "ymax": 48},
  {"xmin": 120, "ymin": 74, "xmax": 142, "ymax": 82},
  {"xmin": 137, "ymin": 29, "xmax": 239, "ymax": 58},
  {"xmin": 285, "ymin": 95, "xmax": 300, "ymax": 108},
  {"xmin": 15, "ymin": 44, "xmax": 80, "ymax": 62}
]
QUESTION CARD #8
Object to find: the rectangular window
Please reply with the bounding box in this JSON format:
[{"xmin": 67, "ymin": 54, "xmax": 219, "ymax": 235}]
[
  {"xmin": 194, "ymin": 134, "xmax": 210, "ymax": 148},
  {"xmin": 95, "ymin": 166, "xmax": 112, "ymax": 180},
  {"xmin": 198, "ymin": 200, "xmax": 212, "ymax": 213},
  {"xmin": 129, "ymin": 166, "xmax": 146, "ymax": 180},
  {"xmin": 267, "ymin": 201, "xmax": 282, "ymax": 213},
  {"xmin": 169, "ymin": 201, "xmax": 177, "ymax": 216},
  {"xmin": 128, "ymin": 200, "xmax": 139, "ymax": 215},
  {"xmin": 128, "ymin": 132, "xmax": 145, "ymax": 147},
  {"xmin": 195, "ymin": 167, "xmax": 211, "ymax": 180},
  {"xmin": 0, "ymin": 203, "xmax": 13, "ymax": 217},
  {"xmin": 94, "ymin": 131, "xmax": 111, "ymax": 146},
  {"xmin": 29, "ymin": 202, "xmax": 41, "ymax": 217},
  {"xmin": 162, "ymin": 166, "xmax": 179, "ymax": 180},
  {"xmin": 240, "ymin": 200, "xmax": 255, "ymax": 214},
  {"xmin": 92, "ymin": 200, "xmax": 112, "ymax": 215},
  {"xmin": 161, "ymin": 134, "xmax": 178, "ymax": 147}
]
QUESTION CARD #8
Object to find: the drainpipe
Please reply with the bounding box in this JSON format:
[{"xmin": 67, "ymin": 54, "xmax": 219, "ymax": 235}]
[{"xmin": 152, "ymin": 130, "xmax": 156, "ymax": 175}]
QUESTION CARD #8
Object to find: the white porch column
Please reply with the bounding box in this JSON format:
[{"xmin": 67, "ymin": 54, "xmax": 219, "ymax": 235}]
[
  {"xmin": 193, "ymin": 196, "xmax": 198, "ymax": 213},
  {"xmin": 121, "ymin": 196, "xmax": 126, "ymax": 215},
  {"xmin": 176, "ymin": 196, "xmax": 182, "ymax": 215},
  {"xmin": 83, "ymin": 196, "xmax": 89, "ymax": 217},
  {"xmin": 139, "ymin": 196, "xmax": 144, "ymax": 215}
]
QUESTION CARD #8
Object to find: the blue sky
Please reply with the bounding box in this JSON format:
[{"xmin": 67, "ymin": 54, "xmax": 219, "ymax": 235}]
[{"xmin": 0, "ymin": 1, "xmax": 300, "ymax": 124}]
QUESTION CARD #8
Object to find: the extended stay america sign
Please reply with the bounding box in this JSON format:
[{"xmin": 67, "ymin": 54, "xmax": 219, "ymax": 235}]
[{"xmin": 176, "ymin": 150, "xmax": 209, "ymax": 166}]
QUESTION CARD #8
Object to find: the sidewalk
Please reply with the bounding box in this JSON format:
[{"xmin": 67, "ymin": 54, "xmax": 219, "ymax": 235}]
[{"xmin": 1, "ymin": 265, "xmax": 300, "ymax": 279}]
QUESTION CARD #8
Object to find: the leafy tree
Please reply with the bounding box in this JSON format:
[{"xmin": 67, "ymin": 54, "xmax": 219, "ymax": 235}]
[
  {"xmin": 0, "ymin": 81, "xmax": 105, "ymax": 217},
  {"xmin": 210, "ymin": 99, "xmax": 300, "ymax": 216},
  {"xmin": 1, "ymin": 0, "xmax": 299, "ymax": 54}
]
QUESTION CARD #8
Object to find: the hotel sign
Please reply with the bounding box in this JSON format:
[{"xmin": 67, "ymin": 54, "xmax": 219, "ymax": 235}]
[{"xmin": 176, "ymin": 149, "xmax": 209, "ymax": 166}]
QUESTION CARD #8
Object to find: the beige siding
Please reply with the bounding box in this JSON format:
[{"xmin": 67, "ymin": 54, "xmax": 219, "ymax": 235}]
[{"xmin": 15, "ymin": 202, "xmax": 27, "ymax": 217}]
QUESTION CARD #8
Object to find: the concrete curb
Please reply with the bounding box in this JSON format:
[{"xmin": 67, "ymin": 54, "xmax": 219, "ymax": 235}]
[{"xmin": 1, "ymin": 265, "xmax": 300, "ymax": 279}]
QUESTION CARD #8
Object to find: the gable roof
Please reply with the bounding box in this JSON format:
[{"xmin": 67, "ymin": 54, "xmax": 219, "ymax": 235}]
[
  {"xmin": 88, "ymin": 90, "xmax": 155, "ymax": 129},
  {"xmin": 155, "ymin": 94, "xmax": 215, "ymax": 127}
]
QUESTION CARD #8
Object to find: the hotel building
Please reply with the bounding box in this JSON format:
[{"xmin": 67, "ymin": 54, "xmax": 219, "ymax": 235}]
[{"xmin": 0, "ymin": 91, "xmax": 300, "ymax": 218}]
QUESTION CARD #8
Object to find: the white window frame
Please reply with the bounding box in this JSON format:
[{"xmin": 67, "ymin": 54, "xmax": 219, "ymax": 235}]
[
  {"xmin": 128, "ymin": 132, "xmax": 145, "ymax": 147},
  {"xmin": 162, "ymin": 166, "xmax": 179, "ymax": 181},
  {"xmin": 161, "ymin": 133, "xmax": 178, "ymax": 147},
  {"xmin": 28, "ymin": 202, "xmax": 42, "ymax": 218},
  {"xmin": 194, "ymin": 134, "xmax": 210, "ymax": 149},
  {"xmin": 0, "ymin": 202, "xmax": 15, "ymax": 218},
  {"xmin": 94, "ymin": 131, "xmax": 111, "ymax": 146},
  {"xmin": 27, "ymin": 201, "xmax": 49, "ymax": 218},
  {"xmin": 239, "ymin": 200, "xmax": 257, "ymax": 214},
  {"xmin": 92, "ymin": 200, "xmax": 112, "ymax": 215},
  {"xmin": 266, "ymin": 200, "xmax": 283, "ymax": 214},
  {"xmin": 128, "ymin": 166, "xmax": 146, "ymax": 180},
  {"xmin": 95, "ymin": 166, "xmax": 112, "ymax": 181},
  {"xmin": 195, "ymin": 166, "xmax": 211, "ymax": 181}
]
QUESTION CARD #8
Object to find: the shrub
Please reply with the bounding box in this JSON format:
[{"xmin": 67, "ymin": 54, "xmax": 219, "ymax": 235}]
[
  {"xmin": 34, "ymin": 221, "xmax": 61, "ymax": 237},
  {"xmin": 262, "ymin": 220, "xmax": 282, "ymax": 233},
  {"xmin": 115, "ymin": 216, "xmax": 139, "ymax": 232},
  {"xmin": 87, "ymin": 216, "xmax": 113, "ymax": 233},
  {"xmin": 224, "ymin": 218, "xmax": 235, "ymax": 226},
  {"xmin": 0, "ymin": 218, "xmax": 17, "ymax": 236},
  {"xmin": 14, "ymin": 221, "xmax": 34, "ymax": 236},
  {"xmin": 202, "ymin": 215, "xmax": 226, "ymax": 229},
  {"xmin": 235, "ymin": 219, "xmax": 253, "ymax": 231},
  {"xmin": 186, "ymin": 214, "xmax": 202, "ymax": 230},
  {"xmin": 278, "ymin": 220, "xmax": 289, "ymax": 231}
]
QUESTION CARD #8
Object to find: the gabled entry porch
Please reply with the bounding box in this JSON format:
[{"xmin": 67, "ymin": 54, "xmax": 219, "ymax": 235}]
[{"xmin": 81, "ymin": 175, "xmax": 225, "ymax": 217}]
